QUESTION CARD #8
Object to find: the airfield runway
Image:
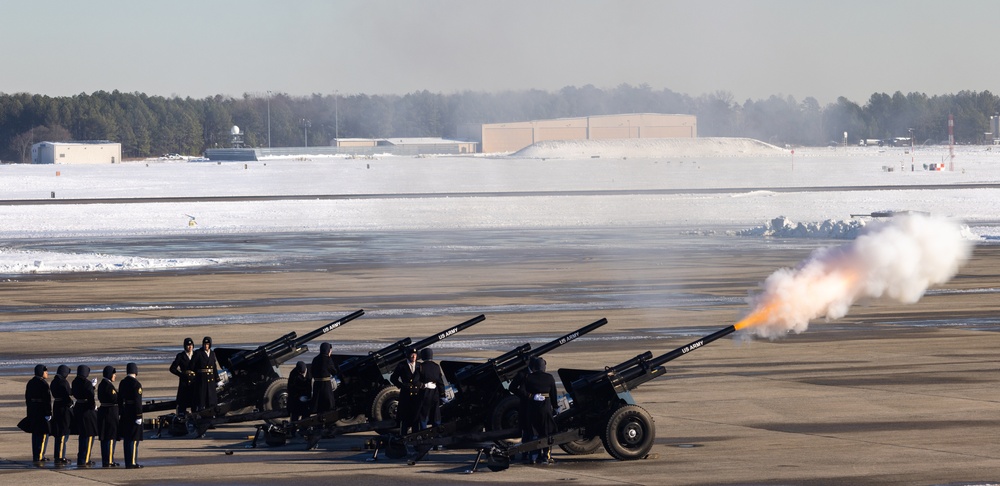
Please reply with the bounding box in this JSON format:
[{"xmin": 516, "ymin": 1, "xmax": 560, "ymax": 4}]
[{"xmin": 2, "ymin": 242, "xmax": 1000, "ymax": 485}]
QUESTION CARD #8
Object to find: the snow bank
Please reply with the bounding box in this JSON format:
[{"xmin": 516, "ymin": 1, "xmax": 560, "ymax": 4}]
[
  {"xmin": 738, "ymin": 215, "xmax": 983, "ymax": 242},
  {"xmin": 513, "ymin": 137, "xmax": 790, "ymax": 159},
  {"xmin": 737, "ymin": 216, "xmax": 868, "ymax": 239}
]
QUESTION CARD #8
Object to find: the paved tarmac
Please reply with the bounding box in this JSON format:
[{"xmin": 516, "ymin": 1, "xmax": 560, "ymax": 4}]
[{"xmin": 2, "ymin": 244, "xmax": 1000, "ymax": 485}]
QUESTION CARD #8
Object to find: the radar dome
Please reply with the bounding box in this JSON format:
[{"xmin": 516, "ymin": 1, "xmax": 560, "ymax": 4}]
[{"xmin": 231, "ymin": 125, "xmax": 240, "ymax": 135}]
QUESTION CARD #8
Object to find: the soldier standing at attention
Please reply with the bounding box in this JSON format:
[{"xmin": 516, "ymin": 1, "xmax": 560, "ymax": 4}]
[
  {"xmin": 389, "ymin": 347, "xmax": 421, "ymax": 435},
  {"xmin": 310, "ymin": 343, "xmax": 337, "ymax": 417},
  {"xmin": 71, "ymin": 365, "xmax": 98, "ymax": 468},
  {"xmin": 25, "ymin": 364, "xmax": 51, "ymax": 468},
  {"xmin": 168, "ymin": 337, "xmax": 196, "ymax": 416},
  {"xmin": 415, "ymin": 348, "xmax": 446, "ymax": 430},
  {"xmin": 517, "ymin": 357, "xmax": 558, "ymax": 465},
  {"xmin": 49, "ymin": 365, "xmax": 73, "ymax": 467},
  {"xmin": 118, "ymin": 363, "xmax": 144, "ymax": 469},
  {"xmin": 191, "ymin": 336, "xmax": 220, "ymax": 415},
  {"xmin": 97, "ymin": 366, "xmax": 119, "ymax": 468},
  {"xmin": 287, "ymin": 361, "xmax": 312, "ymax": 434}
]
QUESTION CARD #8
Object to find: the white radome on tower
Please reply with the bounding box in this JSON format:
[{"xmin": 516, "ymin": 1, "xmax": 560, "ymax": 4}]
[{"xmin": 231, "ymin": 125, "xmax": 240, "ymax": 135}]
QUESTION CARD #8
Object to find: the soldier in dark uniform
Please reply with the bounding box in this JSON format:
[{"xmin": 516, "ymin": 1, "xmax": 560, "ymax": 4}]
[
  {"xmin": 190, "ymin": 336, "xmax": 220, "ymax": 414},
  {"xmin": 286, "ymin": 361, "xmax": 312, "ymax": 434},
  {"xmin": 49, "ymin": 365, "xmax": 73, "ymax": 467},
  {"xmin": 168, "ymin": 337, "xmax": 196, "ymax": 416},
  {"xmin": 507, "ymin": 368, "xmax": 532, "ymax": 462},
  {"xmin": 310, "ymin": 343, "xmax": 337, "ymax": 417},
  {"xmin": 415, "ymin": 348, "xmax": 446, "ymax": 430},
  {"xmin": 516, "ymin": 356, "xmax": 558, "ymax": 465},
  {"xmin": 71, "ymin": 365, "xmax": 99, "ymax": 468},
  {"xmin": 118, "ymin": 363, "xmax": 143, "ymax": 469},
  {"xmin": 97, "ymin": 365, "xmax": 119, "ymax": 468},
  {"xmin": 389, "ymin": 347, "xmax": 421, "ymax": 435},
  {"xmin": 24, "ymin": 364, "xmax": 51, "ymax": 468}
]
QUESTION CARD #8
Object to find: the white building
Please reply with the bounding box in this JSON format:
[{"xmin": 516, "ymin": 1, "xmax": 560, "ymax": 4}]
[{"xmin": 32, "ymin": 141, "xmax": 122, "ymax": 164}]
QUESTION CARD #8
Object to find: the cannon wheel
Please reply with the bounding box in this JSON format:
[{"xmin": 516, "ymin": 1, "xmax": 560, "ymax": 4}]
[
  {"xmin": 371, "ymin": 386, "xmax": 400, "ymax": 432},
  {"xmin": 558, "ymin": 436, "xmax": 603, "ymax": 455},
  {"xmin": 261, "ymin": 378, "xmax": 289, "ymax": 426},
  {"xmin": 488, "ymin": 395, "xmax": 520, "ymax": 432},
  {"xmin": 601, "ymin": 404, "xmax": 655, "ymax": 461}
]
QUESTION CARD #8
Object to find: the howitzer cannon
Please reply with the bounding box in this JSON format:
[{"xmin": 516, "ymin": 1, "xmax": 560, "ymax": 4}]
[
  {"xmin": 258, "ymin": 314, "xmax": 485, "ymax": 447},
  {"xmin": 373, "ymin": 317, "xmax": 608, "ymax": 461},
  {"xmin": 472, "ymin": 323, "xmax": 740, "ymax": 472},
  {"xmin": 147, "ymin": 309, "xmax": 365, "ymax": 436}
]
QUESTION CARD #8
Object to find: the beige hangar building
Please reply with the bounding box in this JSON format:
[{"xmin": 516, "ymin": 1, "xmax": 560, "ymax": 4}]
[
  {"xmin": 476, "ymin": 113, "xmax": 697, "ymax": 154},
  {"xmin": 31, "ymin": 141, "xmax": 122, "ymax": 164}
]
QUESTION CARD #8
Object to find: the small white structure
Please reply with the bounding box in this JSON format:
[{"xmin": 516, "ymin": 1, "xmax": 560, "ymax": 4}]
[{"xmin": 31, "ymin": 141, "xmax": 122, "ymax": 164}]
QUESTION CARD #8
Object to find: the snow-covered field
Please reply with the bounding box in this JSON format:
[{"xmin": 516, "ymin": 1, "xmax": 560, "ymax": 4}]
[{"xmin": 1, "ymin": 139, "xmax": 997, "ymax": 274}]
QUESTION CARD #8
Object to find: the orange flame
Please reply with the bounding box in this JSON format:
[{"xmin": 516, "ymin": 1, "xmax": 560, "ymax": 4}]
[
  {"xmin": 733, "ymin": 266, "xmax": 862, "ymax": 332},
  {"xmin": 733, "ymin": 299, "xmax": 779, "ymax": 331}
]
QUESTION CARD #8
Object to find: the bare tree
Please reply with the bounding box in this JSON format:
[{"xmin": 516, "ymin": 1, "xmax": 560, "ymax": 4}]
[{"xmin": 9, "ymin": 125, "xmax": 72, "ymax": 163}]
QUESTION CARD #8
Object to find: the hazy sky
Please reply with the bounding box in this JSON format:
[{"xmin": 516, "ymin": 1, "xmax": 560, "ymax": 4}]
[{"xmin": 3, "ymin": 0, "xmax": 998, "ymax": 105}]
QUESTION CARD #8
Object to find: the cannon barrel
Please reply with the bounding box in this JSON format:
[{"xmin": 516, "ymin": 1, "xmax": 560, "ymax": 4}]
[
  {"xmin": 573, "ymin": 324, "xmax": 737, "ymax": 393},
  {"xmin": 227, "ymin": 309, "xmax": 365, "ymax": 370},
  {"xmin": 455, "ymin": 317, "xmax": 608, "ymax": 385},
  {"xmin": 338, "ymin": 314, "xmax": 485, "ymax": 375},
  {"xmin": 336, "ymin": 337, "xmax": 412, "ymax": 374},
  {"xmin": 410, "ymin": 314, "xmax": 485, "ymax": 352},
  {"xmin": 293, "ymin": 309, "xmax": 365, "ymax": 348},
  {"xmin": 525, "ymin": 317, "xmax": 607, "ymax": 360}
]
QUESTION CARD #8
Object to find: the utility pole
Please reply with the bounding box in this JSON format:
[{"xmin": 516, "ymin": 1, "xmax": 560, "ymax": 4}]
[
  {"xmin": 301, "ymin": 119, "xmax": 311, "ymax": 147},
  {"xmin": 266, "ymin": 91, "xmax": 272, "ymax": 148}
]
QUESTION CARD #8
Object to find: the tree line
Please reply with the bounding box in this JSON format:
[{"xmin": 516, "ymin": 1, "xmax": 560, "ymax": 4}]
[{"xmin": 1, "ymin": 85, "xmax": 998, "ymax": 162}]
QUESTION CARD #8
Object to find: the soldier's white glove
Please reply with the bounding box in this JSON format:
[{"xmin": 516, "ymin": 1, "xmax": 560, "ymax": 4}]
[
  {"xmin": 45, "ymin": 416, "xmax": 51, "ymax": 421},
  {"xmin": 91, "ymin": 379, "xmax": 98, "ymax": 387},
  {"xmin": 533, "ymin": 394, "xmax": 545, "ymax": 402},
  {"xmin": 135, "ymin": 419, "xmax": 142, "ymax": 425}
]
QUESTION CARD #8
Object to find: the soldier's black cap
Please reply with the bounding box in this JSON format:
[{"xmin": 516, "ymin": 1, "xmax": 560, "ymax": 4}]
[
  {"xmin": 56, "ymin": 364, "xmax": 71, "ymax": 379},
  {"xmin": 419, "ymin": 348, "xmax": 433, "ymax": 360},
  {"xmin": 103, "ymin": 365, "xmax": 116, "ymax": 379},
  {"xmin": 405, "ymin": 346, "xmax": 417, "ymax": 356},
  {"xmin": 33, "ymin": 364, "xmax": 47, "ymax": 377},
  {"xmin": 126, "ymin": 362, "xmax": 138, "ymax": 375},
  {"xmin": 184, "ymin": 337, "xmax": 194, "ymax": 346},
  {"xmin": 202, "ymin": 336, "xmax": 213, "ymax": 346},
  {"xmin": 320, "ymin": 342, "xmax": 332, "ymax": 354},
  {"xmin": 77, "ymin": 365, "xmax": 90, "ymax": 379},
  {"xmin": 529, "ymin": 356, "xmax": 546, "ymax": 373}
]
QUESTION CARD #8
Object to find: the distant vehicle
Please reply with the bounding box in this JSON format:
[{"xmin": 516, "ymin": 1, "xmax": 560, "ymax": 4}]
[{"xmin": 858, "ymin": 139, "xmax": 883, "ymax": 147}]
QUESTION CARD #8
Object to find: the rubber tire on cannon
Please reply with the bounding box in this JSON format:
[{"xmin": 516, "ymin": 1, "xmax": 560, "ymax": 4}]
[
  {"xmin": 371, "ymin": 386, "xmax": 400, "ymax": 433},
  {"xmin": 601, "ymin": 404, "xmax": 656, "ymax": 460},
  {"xmin": 488, "ymin": 395, "xmax": 520, "ymax": 431},
  {"xmin": 558, "ymin": 436, "xmax": 604, "ymax": 455},
  {"xmin": 261, "ymin": 378, "xmax": 289, "ymax": 426}
]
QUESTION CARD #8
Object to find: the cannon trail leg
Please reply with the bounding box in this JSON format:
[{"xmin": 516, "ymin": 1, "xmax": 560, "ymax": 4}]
[{"xmin": 465, "ymin": 448, "xmax": 486, "ymax": 474}]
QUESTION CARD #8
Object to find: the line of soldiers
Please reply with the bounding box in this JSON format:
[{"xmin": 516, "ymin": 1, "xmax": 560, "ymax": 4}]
[
  {"xmin": 22, "ymin": 362, "xmax": 144, "ymax": 469},
  {"xmin": 168, "ymin": 336, "xmax": 221, "ymax": 423}
]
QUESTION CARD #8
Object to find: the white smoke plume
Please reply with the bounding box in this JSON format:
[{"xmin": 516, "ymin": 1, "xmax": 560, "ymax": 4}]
[{"xmin": 739, "ymin": 214, "xmax": 974, "ymax": 339}]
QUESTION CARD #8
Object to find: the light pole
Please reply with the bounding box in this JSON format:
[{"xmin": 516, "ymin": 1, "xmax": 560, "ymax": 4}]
[
  {"xmin": 334, "ymin": 91, "xmax": 339, "ymax": 141},
  {"xmin": 266, "ymin": 90, "xmax": 272, "ymax": 148},
  {"xmin": 908, "ymin": 127, "xmax": 915, "ymax": 169},
  {"xmin": 301, "ymin": 119, "xmax": 311, "ymax": 147}
]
